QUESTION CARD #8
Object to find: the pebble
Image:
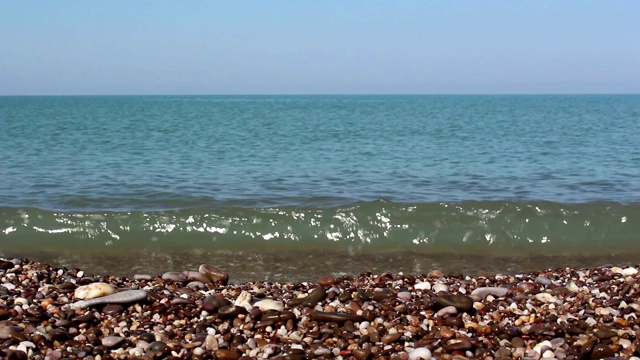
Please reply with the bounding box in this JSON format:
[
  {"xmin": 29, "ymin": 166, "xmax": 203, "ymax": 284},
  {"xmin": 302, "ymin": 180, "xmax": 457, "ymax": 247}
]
[
  {"xmin": 2, "ymin": 257, "xmax": 640, "ymax": 360},
  {"xmin": 435, "ymin": 305, "xmax": 458, "ymax": 317},
  {"xmin": 216, "ymin": 349, "xmax": 241, "ymax": 360},
  {"xmin": 381, "ymin": 333, "xmax": 401, "ymax": 344},
  {"xmin": 534, "ymin": 293, "xmax": 558, "ymax": 303},
  {"xmin": 199, "ymin": 264, "xmax": 229, "ymax": 284},
  {"xmin": 71, "ymin": 289, "xmax": 147, "ymax": 309},
  {"xmin": 471, "ymin": 286, "xmax": 509, "ymax": 298},
  {"xmin": 74, "ymin": 282, "xmax": 117, "ymax": 300},
  {"xmin": 408, "ymin": 347, "xmax": 432, "ymax": 360},
  {"xmin": 147, "ymin": 341, "xmax": 167, "ymax": 352},
  {"xmin": 102, "ymin": 335, "xmax": 125, "ymax": 348},
  {"xmin": 535, "ymin": 275, "xmax": 552, "ymax": 286},
  {"xmin": 432, "ymin": 283, "xmax": 449, "ymax": 293},
  {"xmin": 234, "ymin": 290, "xmax": 253, "ymax": 310},
  {"xmin": 161, "ymin": 271, "xmax": 188, "ymax": 282},
  {"xmin": 311, "ymin": 310, "xmax": 365, "ymax": 323},
  {"xmin": 612, "ymin": 266, "xmax": 639, "ymax": 276},
  {"xmin": 435, "ymin": 294, "xmax": 474, "ymax": 312},
  {"xmin": 414, "ymin": 282, "xmax": 431, "ymax": 290},
  {"xmin": 0, "ymin": 326, "xmax": 23, "ymax": 340},
  {"xmin": 288, "ymin": 286, "xmax": 326, "ymax": 307},
  {"xmin": 398, "ymin": 291, "xmax": 412, "ymax": 300},
  {"xmin": 318, "ymin": 275, "xmax": 337, "ymax": 286},
  {"xmin": 254, "ymin": 299, "xmax": 284, "ymax": 312},
  {"xmin": 184, "ymin": 270, "xmax": 212, "ymax": 283}
]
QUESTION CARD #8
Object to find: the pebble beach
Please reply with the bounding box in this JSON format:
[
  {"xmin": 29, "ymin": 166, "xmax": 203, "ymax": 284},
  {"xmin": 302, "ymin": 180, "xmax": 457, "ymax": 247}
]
[{"xmin": 2, "ymin": 258, "xmax": 640, "ymax": 360}]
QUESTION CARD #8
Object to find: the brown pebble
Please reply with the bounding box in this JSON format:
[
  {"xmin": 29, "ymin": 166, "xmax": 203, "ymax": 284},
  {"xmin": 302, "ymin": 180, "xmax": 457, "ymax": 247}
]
[
  {"xmin": 372, "ymin": 289, "xmax": 395, "ymax": 302},
  {"xmin": 353, "ymin": 347, "xmax": 371, "ymax": 360},
  {"xmin": 428, "ymin": 270, "xmax": 444, "ymax": 279},
  {"xmin": 215, "ymin": 349, "xmax": 241, "ymax": 360},
  {"xmin": 288, "ymin": 286, "xmax": 327, "ymax": 307},
  {"xmin": 381, "ymin": 333, "xmax": 401, "ymax": 344},
  {"xmin": 261, "ymin": 310, "xmax": 296, "ymax": 322},
  {"xmin": 217, "ymin": 305, "xmax": 247, "ymax": 319},
  {"xmin": 590, "ymin": 342, "xmax": 614, "ymax": 360},
  {"xmin": 311, "ymin": 310, "xmax": 365, "ymax": 323},
  {"xmin": 102, "ymin": 304, "xmax": 124, "ymax": 315},
  {"xmin": 319, "ymin": 275, "xmax": 337, "ymax": 286},
  {"xmin": 344, "ymin": 320, "xmax": 356, "ymax": 332},
  {"xmin": 511, "ymin": 337, "xmax": 525, "ymax": 348},
  {"xmin": 594, "ymin": 328, "xmax": 617, "ymax": 339},
  {"xmin": 445, "ymin": 338, "xmax": 472, "ymax": 351},
  {"xmin": 435, "ymin": 294, "xmax": 474, "ymax": 313},
  {"xmin": 199, "ymin": 264, "xmax": 229, "ymax": 284},
  {"xmin": 72, "ymin": 313, "xmax": 95, "ymax": 323},
  {"xmin": 202, "ymin": 296, "xmax": 231, "ymax": 312}
]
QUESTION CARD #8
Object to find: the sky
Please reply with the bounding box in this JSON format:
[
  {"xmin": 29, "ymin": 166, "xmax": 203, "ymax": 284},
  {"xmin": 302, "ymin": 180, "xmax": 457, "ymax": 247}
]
[{"xmin": 1, "ymin": 1, "xmax": 639, "ymax": 95}]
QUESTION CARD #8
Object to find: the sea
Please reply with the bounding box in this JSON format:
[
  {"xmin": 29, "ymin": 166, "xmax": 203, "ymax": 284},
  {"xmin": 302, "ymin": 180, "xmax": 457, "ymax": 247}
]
[{"xmin": 1, "ymin": 95, "xmax": 639, "ymax": 282}]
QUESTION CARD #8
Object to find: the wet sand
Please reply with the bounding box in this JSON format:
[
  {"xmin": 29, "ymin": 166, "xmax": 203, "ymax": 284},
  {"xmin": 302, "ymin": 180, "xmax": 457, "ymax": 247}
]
[{"xmin": 2, "ymin": 248, "xmax": 639, "ymax": 284}]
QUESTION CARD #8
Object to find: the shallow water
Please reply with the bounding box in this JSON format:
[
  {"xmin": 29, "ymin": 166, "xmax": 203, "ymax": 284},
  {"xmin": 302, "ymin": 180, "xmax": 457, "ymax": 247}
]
[{"xmin": 1, "ymin": 95, "xmax": 639, "ymax": 280}]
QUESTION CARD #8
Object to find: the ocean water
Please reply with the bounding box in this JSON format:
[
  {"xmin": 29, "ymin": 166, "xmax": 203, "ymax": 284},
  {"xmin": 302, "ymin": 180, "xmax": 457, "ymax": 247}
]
[{"xmin": 1, "ymin": 95, "xmax": 639, "ymax": 282}]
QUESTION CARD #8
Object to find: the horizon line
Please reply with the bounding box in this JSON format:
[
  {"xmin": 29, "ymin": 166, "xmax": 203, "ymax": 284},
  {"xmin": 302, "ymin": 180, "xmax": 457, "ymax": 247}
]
[{"xmin": 1, "ymin": 93, "xmax": 639, "ymax": 97}]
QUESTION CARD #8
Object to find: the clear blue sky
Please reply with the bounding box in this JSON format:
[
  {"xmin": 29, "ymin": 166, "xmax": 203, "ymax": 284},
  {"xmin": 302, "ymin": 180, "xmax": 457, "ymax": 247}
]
[{"xmin": 1, "ymin": 1, "xmax": 638, "ymax": 95}]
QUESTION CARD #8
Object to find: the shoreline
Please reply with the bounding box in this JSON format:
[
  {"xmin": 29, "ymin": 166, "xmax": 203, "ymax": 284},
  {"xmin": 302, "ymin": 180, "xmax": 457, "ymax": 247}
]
[
  {"xmin": 3, "ymin": 249, "xmax": 640, "ymax": 284},
  {"xmin": 1, "ymin": 258, "xmax": 640, "ymax": 359}
]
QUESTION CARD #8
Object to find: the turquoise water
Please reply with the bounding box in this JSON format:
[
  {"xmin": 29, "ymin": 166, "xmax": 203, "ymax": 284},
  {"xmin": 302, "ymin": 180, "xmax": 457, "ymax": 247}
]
[{"xmin": 1, "ymin": 95, "xmax": 639, "ymax": 280}]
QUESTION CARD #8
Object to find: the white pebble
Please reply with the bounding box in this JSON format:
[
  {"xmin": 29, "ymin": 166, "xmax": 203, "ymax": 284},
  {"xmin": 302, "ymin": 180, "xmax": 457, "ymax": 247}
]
[
  {"xmin": 408, "ymin": 347, "xmax": 432, "ymax": 360},
  {"xmin": 614, "ymin": 267, "xmax": 638, "ymax": 276},
  {"xmin": 534, "ymin": 340, "xmax": 553, "ymax": 355},
  {"xmin": 74, "ymin": 282, "xmax": 117, "ymax": 300},
  {"xmin": 619, "ymin": 339, "xmax": 632, "ymax": 348},
  {"xmin": 435, "ymin": 306, "xmax": 458, "ymax": 317},
  {"xmin": 315, "ymin": 347, "xmax": 332, "ymax": 356},
  {"xmin": 542, "ymin": 349, "xmax": 555, "ymax": 358},
  {"xmin": 234, "ymin": 291, "xmax": 252, "ymax": 310},
  {"xmin": 14, "ymin": 297, "xmax": 29, "ymax": 306},
  {"xmin": 289, "ymin": 331, "xmax": 303, "ymax": 342},
  {"xmin": 535, "ymin": 293, "xmax": 558, "ymax": 303},
  {"xmin": 414, "ymin": 282, "xmax": 431, "ymax": 290},
  {"xmin": 432, "ymin": 283, "xmax": 449, "ymax": 293},
  {"xmin": 253, "ymin": 299, "xmax": 284, "ymax": 312},
  {"xmin": 471, "ymin": 287, "xmax": 509, "ymax": 299},
  {"xmin": 2, "ymin": 283, "xmax": 15, "ymax": 291}
]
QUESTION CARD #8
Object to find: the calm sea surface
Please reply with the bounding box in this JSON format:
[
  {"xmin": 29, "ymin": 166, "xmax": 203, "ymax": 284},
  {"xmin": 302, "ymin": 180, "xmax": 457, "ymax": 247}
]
[{"xmin": 1, "ymin": 95, "xmax": 639, "ymax": 281}]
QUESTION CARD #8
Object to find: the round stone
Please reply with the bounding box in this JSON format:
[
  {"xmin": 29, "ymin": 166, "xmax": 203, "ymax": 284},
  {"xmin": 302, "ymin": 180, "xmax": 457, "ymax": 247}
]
[
  {"xmin": 147, "ymin": 341, "xmax": 167, "ymax": 352},
  {"xmin": 102, "ymin": 335, "xmax": 125, "ymax": 348},
  {"xmin": 408, "ymin": 347, "xmax": 432, "ymax": 360},
  {"xmin": 434, "ymin": 294, "xmax": 474, "ymax": 312},
  {"xmin": 102, "ymin": 304, "xmax": 124, "ymax": 315},
  {"xmin": 199, "ymin": 264, "xmax": 229, "ymax": 284},
  {"xmin": 161, "ymin": 271, "xmax": 187, "ymax": 282}
]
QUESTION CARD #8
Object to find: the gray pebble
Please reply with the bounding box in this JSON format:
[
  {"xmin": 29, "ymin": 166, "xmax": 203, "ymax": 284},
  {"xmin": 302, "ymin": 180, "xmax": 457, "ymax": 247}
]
[
  {"xmin": 471, "ymin": 286, "xmax": 509, "ymax": 299},
  {"xmin": 102, "ymin": 335, "xmax": 125, "ymax": 348},
  {"xmin": 71, "ymin": 290, "xmax": 147, "ymax": 310},
  {"xmin": 162, "ymin": 271, "xmax": 187, "ymax": 282},
  {"xmin": 535, "ymin": 276, "xmax": 552, "ymax": 286}
]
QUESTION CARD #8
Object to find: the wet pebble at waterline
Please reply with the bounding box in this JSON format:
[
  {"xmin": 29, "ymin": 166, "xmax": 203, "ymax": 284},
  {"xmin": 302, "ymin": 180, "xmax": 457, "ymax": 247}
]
[{"xmin": 2, "ymin": 259, "xmax": 640, "ymax": 359}]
